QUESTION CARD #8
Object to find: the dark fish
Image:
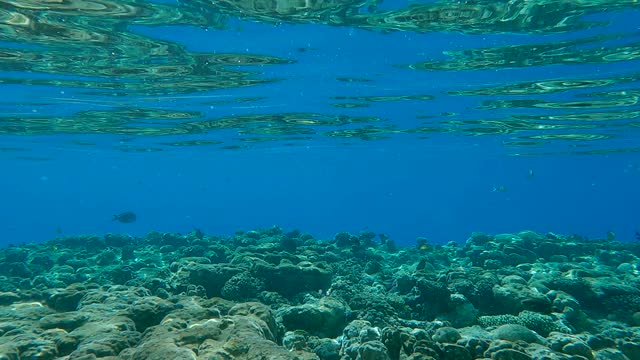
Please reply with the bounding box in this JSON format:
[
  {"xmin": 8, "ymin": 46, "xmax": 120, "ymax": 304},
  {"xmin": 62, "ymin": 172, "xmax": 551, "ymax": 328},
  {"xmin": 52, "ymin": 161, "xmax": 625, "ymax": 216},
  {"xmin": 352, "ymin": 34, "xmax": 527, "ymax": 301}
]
[
  {"xmin": 113, "ymin": 211, "xmax": 136, "ymax": 223},
  {"xmin": 636, "ymin": 232, "xmax": 640, "ymax": 241}
]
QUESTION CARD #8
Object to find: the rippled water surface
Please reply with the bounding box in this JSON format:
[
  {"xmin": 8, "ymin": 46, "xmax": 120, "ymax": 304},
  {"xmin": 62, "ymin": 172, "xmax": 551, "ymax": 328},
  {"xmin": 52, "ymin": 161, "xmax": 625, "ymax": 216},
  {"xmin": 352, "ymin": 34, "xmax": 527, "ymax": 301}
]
[{"xmin": 1, "ymin": 0, "xmax": 638, "ymax": 154}]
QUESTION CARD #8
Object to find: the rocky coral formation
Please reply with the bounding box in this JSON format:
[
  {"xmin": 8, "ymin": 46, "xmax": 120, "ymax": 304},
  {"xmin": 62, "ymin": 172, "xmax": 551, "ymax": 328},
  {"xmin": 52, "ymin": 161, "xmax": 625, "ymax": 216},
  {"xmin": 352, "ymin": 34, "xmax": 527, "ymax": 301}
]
[{"xmin": 1, "ymin": 228, "xmax": 640, "ymax": 359}]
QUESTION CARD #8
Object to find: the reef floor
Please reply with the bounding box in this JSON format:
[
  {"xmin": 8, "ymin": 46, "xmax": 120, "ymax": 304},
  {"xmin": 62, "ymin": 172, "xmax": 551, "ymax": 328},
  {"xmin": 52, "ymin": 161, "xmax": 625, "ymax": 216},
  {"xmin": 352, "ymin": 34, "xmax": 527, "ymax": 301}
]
[{"xmin": 1, "ymin": 228, "xmax": 640, "ymax": 360}]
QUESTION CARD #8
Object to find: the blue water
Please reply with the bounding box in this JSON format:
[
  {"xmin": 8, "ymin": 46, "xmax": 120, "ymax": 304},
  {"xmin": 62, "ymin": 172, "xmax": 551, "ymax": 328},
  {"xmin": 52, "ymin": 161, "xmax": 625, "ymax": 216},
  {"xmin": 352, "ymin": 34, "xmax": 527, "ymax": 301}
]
[{"xmin": 1, "ymin": 1, "xmax": 639, "ymax": 246}]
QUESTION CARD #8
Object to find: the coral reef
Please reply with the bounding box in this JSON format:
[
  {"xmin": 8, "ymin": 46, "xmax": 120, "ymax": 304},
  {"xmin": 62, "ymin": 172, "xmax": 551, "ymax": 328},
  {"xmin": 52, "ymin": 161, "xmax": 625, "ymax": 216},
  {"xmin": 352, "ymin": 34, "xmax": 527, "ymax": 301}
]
[{"xmin": 1, "ymin": 228, "xmax": 640, "ymax": 359}]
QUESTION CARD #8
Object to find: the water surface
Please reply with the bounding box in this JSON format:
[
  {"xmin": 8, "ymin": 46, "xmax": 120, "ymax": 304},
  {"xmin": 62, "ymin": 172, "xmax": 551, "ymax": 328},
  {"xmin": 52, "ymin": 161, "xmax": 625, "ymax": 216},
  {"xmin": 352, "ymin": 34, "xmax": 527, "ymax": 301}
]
[{"xmin": 1, "ymin": 0, "xmax": 639, "ymax": 244}]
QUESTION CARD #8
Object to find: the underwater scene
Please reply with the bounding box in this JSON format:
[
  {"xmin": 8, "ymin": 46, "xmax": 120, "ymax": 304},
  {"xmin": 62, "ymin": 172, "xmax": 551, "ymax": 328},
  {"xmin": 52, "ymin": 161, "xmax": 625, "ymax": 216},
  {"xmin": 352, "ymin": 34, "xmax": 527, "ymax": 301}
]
[{"xmin": 1, "ymin": 0, "xmax": 640, "ymax": 359}]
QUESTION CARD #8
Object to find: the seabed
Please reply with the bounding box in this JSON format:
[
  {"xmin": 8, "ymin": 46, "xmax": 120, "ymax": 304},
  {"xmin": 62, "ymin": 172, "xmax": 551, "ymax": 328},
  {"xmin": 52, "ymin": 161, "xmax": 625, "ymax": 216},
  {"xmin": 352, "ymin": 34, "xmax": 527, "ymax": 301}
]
[{"xmin": 1, "ymin": 228, "xmax": 639, "ymax": 360}]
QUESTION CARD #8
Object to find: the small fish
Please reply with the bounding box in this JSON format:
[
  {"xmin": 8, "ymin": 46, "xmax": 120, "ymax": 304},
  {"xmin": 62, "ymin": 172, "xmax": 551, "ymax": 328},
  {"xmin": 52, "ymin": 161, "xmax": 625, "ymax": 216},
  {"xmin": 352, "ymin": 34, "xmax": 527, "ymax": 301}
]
[
  {"xmin": 55, "ymin": 226, "xmax": 62, "ymax": 234},
  {"xmin": 606, "ymin": 231, "xmax": 616, "ymax": 241},
  {"xmin": 492, "ymin": 185, "xmax": 508, "ymax": 193},
  {"xmin": 419, "ymin": 244, "xmax": 432, "ymax": 251},
  {"xmin": 113, "ymin": 211, "xmax": 136, "ymax": 223},
  {"xmin": 527, "ymin": 169, "xmax": 535, "ymax": 178},
  {"xmin": 636, "ymin": 232, "xmax": 640, "ymax": 241}
]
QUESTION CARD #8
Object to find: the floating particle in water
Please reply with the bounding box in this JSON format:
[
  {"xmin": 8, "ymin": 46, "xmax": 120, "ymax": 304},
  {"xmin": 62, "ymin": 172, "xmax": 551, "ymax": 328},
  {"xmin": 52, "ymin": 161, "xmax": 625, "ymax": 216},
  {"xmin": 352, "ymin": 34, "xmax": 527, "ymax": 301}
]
[
  {"xmin": 492, "ymin": 185, "xmax": 508, "ymax": 193},
  {"xmin": 624, "ymin": 163, "xmax": 640, "ymax": 175},
  {"xmin": 527, "ymin": 169, "xmax": 535, "ymax": 178}
]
